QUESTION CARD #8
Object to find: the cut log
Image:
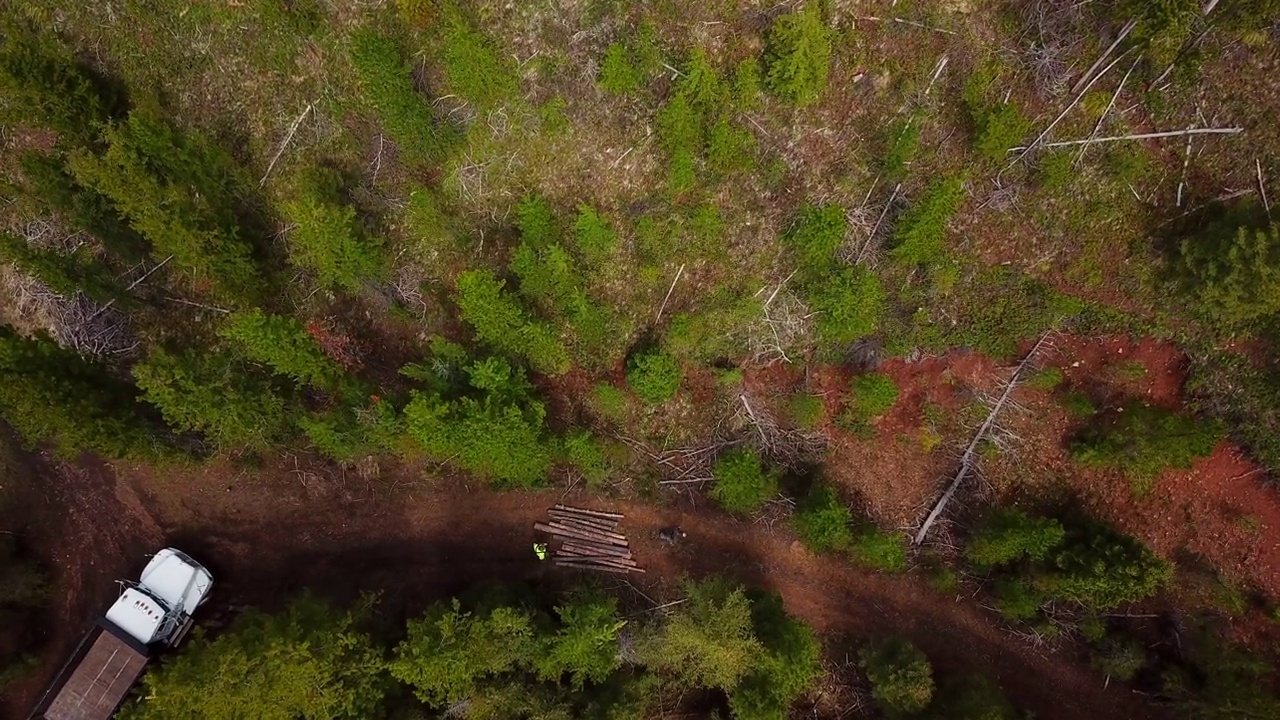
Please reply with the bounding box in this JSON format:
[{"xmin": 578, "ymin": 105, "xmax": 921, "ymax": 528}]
[
  {"xmin": 555, "ymin": 557, "xmax": 644, "ymax": 573},
  {"xmin": 554, "ymin": 551, "xmax": 638, "ymax": 567},
  {"xmin": 560, "ymin": 541, "xmax": 632, "ymax": 558},
  {"xmin": 535, "ymin": 522, "xmax": 629, "ymax": 547},
  {"xmin": 552, "ymin": 504, "xmax": 624, "ymax": 520},
  {"xmin": 552, "ymin": 520, "xmax": 627, "ymax": 541},
  {"xmin": 547, "ymin": 511, "xmax": 618, "ymax": 530},
  {"xmin": 554, "ymin": 561, "xmax": 634, "ymax": 575}
]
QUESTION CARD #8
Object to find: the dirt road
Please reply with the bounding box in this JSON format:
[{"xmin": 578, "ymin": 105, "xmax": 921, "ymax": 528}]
[{"xmin": 1, "ymin": 448, "xmax": 1166, "ymax": 720}]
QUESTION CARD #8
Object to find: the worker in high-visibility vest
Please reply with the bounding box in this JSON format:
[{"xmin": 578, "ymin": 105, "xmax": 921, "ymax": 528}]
[{"xmin": 533, "ymin": 542, "xmax": 548, "ymax": 560}]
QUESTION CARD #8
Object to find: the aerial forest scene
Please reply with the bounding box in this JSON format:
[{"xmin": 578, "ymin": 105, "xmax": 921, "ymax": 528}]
[{"xmin": 1, "ymin": 1, "xmax": 1280, "ymax": 719}]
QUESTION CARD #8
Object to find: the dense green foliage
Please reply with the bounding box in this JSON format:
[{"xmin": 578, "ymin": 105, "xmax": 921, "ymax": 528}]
[
  {"xmin": 1035, "ymin": 518, "xmax": 1173, "ymax": 609},
  {"xmin": 966, "ymin": 508, "xmax": 1066, "ymax": 569},
  {"xmin": 435, "ymin": 6, "xmax": 519, "ymax": 109},
  {"xmin": 220, "ymin": 309, "xmax": 345, "ymax": 389},
  {"xmin": 839, "ymin": 372, "xmax": 899, "ymax": 437},
  {"xmin": 350, "ymin": 28, "xmax": 455, "ymax": 163},
  {"xmin": 281, "ymin": 168, "xmax": 387, "ymax": 292},
  {"xmin": 860, "ymin": 638, "xmax": 935, "ymax": 715},
  {"xmin": 68, "ymin": 112, "xmax": 263, "ymax": 304},
  {"xmin": 730, "ymin": 591, "xmax": 822, "ymax": 720},
  {"xmin": 1174, "ymin": 220, "xmax": 1280, "ymax": 327},
  {"xmin": 891, "ymin": 177, "xmax": 965, "ymax": 270},
  {"xmin": 455, "ymin": 269, "xmax": 570, "ymax": 376},
  {"xmin": 403, "ymin": 356, "xmax": 553, "ymax": 486},
  {"xmin": 710, "ymin": 447, "xmax": 779, "ymax": 514},
  {"xmin": 0, "ymin": 22, "xmax": 120, "ymax": 144},
  {"xmin": 783, "ymin": 204, "xmax": 885, "ymax": 345},
  {"xmin": 599, "ymin": 42, "xmax": 643, "ymax": 95},
  {"xmin": 625, "ymin": 348, "xmax": 682, "ymax": 404},
  {"xmin": 1070, "ymin": 403, "xmax": 1223, "ymax": 491},
  {"xmin": 124, "ymin": 596, "xmax": 386, "ymax": 720},
  {"xmin": 638, "ymin": 577, "xmax": 762, "ymax": 690},
  {"xmin": 0, "ymin": 327, "xmax": 159, "ymax": 459},
  {"xmin": 562, "ymin": 430, "xmax": 610, "ymax": 486},
  {"xmin": 0, "ymin": 232, "xmax": 119, "ymax": 302},
  {"xmin": 793, "ymin": 483, "xmax": 854, "ymax": 553},
  {"xmin": 851, "ymin": 526, "xmax": 908, "ymax": 573},
  {"xmin": 133, "ymin": 348, "xmax": 289, "ymax": 451},
  {"xmin": 763, "ymin": 2, "xmax": 832, "ymax": 107}
]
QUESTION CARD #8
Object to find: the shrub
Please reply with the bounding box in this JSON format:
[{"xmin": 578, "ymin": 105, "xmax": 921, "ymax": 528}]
[
  {"xmin": 68, "ymin": 112, "xmax": 264, "ymax": 304},
  {"xmin": 891, "ymin": 177, "xmax": 966, "ymax": 269},
  {"xmin": 134, "ymin": 348, "xmax": 290, "ymax": 451},
  {"xmin": 860, "ymin": 638, "xmax": 934, "ymax": 715},
  {"xmin": 789, "ymin": 393, "xmax": 824, "ymax": 429},
  {"xmin": 966, "ymin": 509, "xmax": 1065, "ymax": 569},
  {"xmin": 851, "ymin": 527, "xmax": 907, "ymax": 573},
  {"xmin": 350, "ymin": 28, "xmax": 455, "ymax": 163},
  {"xmin": 1060, "ymin": 389, "xmax": 1096, "ymax": 417},
  {"xmin": 599, "ymin": 42, "xmax": 643, "ymax": 95},
  {"xmin": 1035, "ymin": 518, "xmax": 1172, "ymax": 609},
  {"xmin": 590, "ymin": 383, "xmax": 629, "ymax": 422},
  {"xmin": 18, "ymin": 151, "xmax": 149, "ymax": 263},
  {"xmin": 515, "ymin": 194, "xmax": 557, "ymax": 248},
  {"xmin": 730, "ymin": 591, "xmax": 822, "ymax": 720},
  {"xmin": 128, "ymin": 596, "xmax": 386, "ymax": 720},
  {"xmin": 281, "ymin": 168, "xmax": 386, "ymax": 292},
  {"xmin": 972, "ymin": 102, "xmax": 1031, "ymax": 163},
  {"xmin": 220, "ymin": 309, "xmax": 345, "ymax": 389},
  {"xmin": 1070, "ymin": 403, "xmax": 1223, "ymax": 490},
  {"xmin": 1174, "ymin": 220, "xmax": 1280, "ymax": 327},
  {"xmin": 455, "ymin": 269, "xmax": 570, "ymax": 376},
  {"xmin": 707, "ymin": 117, "xmax": 756, "ymax": 177},
  {"xmin": 1027, "ymin": 367, "xmax": 1065, "ymax": 391},
  {"xmin": 663, "ymin": 291, "xmax": 762, "ymax": 363},
  {"xmin": 993, "ymin": 578, "xmax": 1043, "ymax": 621},
  {"xmin": 638, "ymin": 577, "xmax": 762, "ymax": 690},
  {"xmin": 882, "ymin": 117, "xmax": 921, "ymax": 178},
  {"xmin": 404, "ymin": 186, "xmax": 455, "ymax": 250},
  {"xmin": 390, "ymin": 599, "xmax": 537, "ymax": 706},
  {"xmin": 783, "ymin": 203, "xmax": 847, "ymax": 278},
  {"xmin": 923, "ymin": 674, "xmax": 1018, "ymax": 720},
  {"xmin": 764, "ymin": 1, "xmax": 832, "ymax": 107},
  {"xmin": 810, "ymin": 265, "xmax": 885, "ymax": 344},
  {"xmin": 0, "ymin": 328, "xmax": 159, "ymax": 460},
  {"xmin": 297, "ymin": 398, "xmax": 402, "ymax": 463},
  {"xmin": 570, "ymin": 205, "xmax": 616, "ymax": 263},
  {"xmin": 436, "ymin": 9, "xmax": 518, "ymax": 109},
  {"xmin": 563, "ymin": 430, "xmax": 610, "ymax": 486},
  {"xmin": 1091, "ymin": 638, "xmax": 1147, "ymax": 681},
  {"xmin": 402, "ymin": 357, "xmax": 554, "ymax": 487},
  {"xmin": 793, "ymin": 483, "xmax": 854, "ymax": 553},
  {"xmin": 842, "ymin": 372, "xmax": 900, "ymax": 434},
  {"xmin": 1116, "ymin": 0, "xmax": 1201, "ymax": 65},
  {"xmin": 710, "ymin": 448, "xmax": 780, "ymax": 514},
  {"xmin": 626, "ymin": 348, "xmax": 682, "ymax": 404},
  {"xmin": 679, "ymin": 48, "xmax": 726, "ymax": 110}
]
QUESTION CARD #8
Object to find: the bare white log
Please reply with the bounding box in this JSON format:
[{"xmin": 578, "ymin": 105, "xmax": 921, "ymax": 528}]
[
  {"xmin": 1009, "ymin": 126, "xmax": 1243, "ymax": 151},
  {"xmin": 1071, "ymin": 19, "xmax": 1137, "ymax": 94},
  {"xmin": 1075, "ymin": 57, "xmax": 1141, "ymax": 165},
  {"xmin": 1258, "ymin": 159, "xmax": 1272, "ymax": 220},
  {"xmin": 259, "ymin": 103, "xmax": 314, "ymax": 187},
  {"xmin": 654, "ymin": 264, "xmax": 685, "ymax": 324},
  {"xmin": 914, "ymin": 331, "xmax": 1054, "ymax": 545}
]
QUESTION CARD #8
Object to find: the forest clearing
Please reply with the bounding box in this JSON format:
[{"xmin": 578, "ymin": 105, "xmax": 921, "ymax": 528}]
[{"xmin": 1, "ymin": 1, "xmax": 1280, "ymax": 719}]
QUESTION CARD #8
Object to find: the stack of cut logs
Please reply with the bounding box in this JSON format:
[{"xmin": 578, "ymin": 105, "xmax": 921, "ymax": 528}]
[{"xmin": 534, "ymin": 504, "xmax": 643, "ymax": 575}]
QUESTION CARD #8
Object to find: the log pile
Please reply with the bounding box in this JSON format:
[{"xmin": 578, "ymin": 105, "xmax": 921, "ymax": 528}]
[{"xmin": 535, "ymin": 505, "xmax": 644, "ymax": 575}]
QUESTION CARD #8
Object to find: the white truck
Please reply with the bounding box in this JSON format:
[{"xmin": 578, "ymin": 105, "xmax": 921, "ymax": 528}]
[{"xmin": 29, "ymin": 548, "xmax": 213, "ymax": 720}]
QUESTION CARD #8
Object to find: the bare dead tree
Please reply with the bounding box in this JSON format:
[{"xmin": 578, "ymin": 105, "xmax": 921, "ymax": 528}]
[
  {"xmin": 914, "ymin": 330, "xmax": 1056, "ymax": 545},
  {"xmin": 747, "ymin": 282, "xmax": 812, "ymax": 366}
]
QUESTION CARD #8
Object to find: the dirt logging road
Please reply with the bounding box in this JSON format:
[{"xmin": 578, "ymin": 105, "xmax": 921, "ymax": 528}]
[{"xmin": 3, "ymin": 449, "xmax": 1166, "ymax": 720}]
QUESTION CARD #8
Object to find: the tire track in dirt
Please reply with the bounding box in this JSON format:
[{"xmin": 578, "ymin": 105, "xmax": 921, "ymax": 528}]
[{"xmin": 4, "ymin": 451, "xmax": 1167, "ymax": 720}]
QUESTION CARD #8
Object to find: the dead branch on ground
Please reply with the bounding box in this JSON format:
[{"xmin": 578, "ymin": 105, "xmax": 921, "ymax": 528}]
[{"xmin": 914, "ymin": 331, "xmax": 1055, "ymax": 545}]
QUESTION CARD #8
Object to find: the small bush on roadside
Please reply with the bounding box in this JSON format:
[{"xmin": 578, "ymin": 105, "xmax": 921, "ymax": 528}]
[
  {"xmin": 730, "ymin": 591, "xmax": 822, "ymax": 720},
  {"xmin": 599, "ymin": 42, "xmax": 642, "ymax": 95},
  {"xmin": 403, "ymin": 357, "xmax": 554, "ymax": 487},
  {"xmin": 299, "ymin": 397, "xmax": 402, "ymax": 462},
  {"xmin": 851, "ymin": 526, "xmax": 907, "ymax": 573},
  {"xmin": 1035, "ymin": 517, "xmax": 1172, "ymax": 609},
  {"xmin": 1070, "ymin": 403, "xmax": 1223, "ymax": 491},
  {"xmin": 563, "ymin": 430, "xmax": 610, "ymax": 486},
  {"xmin": 710, "ymin": 448, "xmax": 780, "ymax": 514},
  {"xmin": 350, "ymin": 28, "xmax": 455, "ymax": 163},
  {"xmin": 860, "ymin": 638, "xmax": 934, "ymax": 715},
  {"xmin": 793, "ymin": 483, "xmax": 853, "ymax": 553},
  {"xmin": 993, "ymin": 578, "xmax": 1043, "ymax": 621},
  {"xmin": 966, "ymin": 508, "xmax": 1065, "ymax": 569},
  {"xmin": 626, "ymin": 348, "xmax": 682, "ymax": 404},
  {"xmin": 638, "ymin": 577, "xmax": 762, "ymax": 690},
  {"xmin": 764, "ymin": 1, "xmax": 832, "ymax": 107}
]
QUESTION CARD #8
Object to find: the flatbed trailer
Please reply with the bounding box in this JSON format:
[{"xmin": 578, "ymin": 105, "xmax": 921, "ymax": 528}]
[{"xmin": 29, "ymin": 619, "xmax": 151, "ymax": 720}]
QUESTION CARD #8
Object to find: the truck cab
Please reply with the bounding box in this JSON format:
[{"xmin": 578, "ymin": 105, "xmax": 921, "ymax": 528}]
[{"xmin": 30, "ymin": 548, "xmax": 213, "ymax": 720}]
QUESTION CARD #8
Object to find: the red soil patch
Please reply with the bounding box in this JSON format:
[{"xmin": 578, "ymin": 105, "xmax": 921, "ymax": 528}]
[
  {"xmin": 1041, "ymin": 335, "xmax": 1186, "ymax": 409},
  {"xmin": 3, "ymin": 446, "xmax": 1167, "ymax": 720}
]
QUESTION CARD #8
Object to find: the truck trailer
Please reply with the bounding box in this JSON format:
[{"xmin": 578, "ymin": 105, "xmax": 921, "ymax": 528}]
[{"xmin": 28, "ymin": 548, "xmax": 213, "ymax": 720}]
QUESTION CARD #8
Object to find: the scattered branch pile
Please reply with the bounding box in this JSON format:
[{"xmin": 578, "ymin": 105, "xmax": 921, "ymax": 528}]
[{"xmin": 534, "ymin": 504, "xmax": 644, "ymax": 575}]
